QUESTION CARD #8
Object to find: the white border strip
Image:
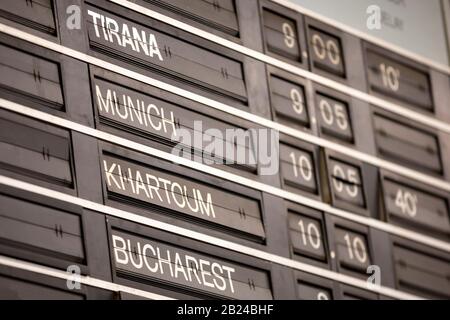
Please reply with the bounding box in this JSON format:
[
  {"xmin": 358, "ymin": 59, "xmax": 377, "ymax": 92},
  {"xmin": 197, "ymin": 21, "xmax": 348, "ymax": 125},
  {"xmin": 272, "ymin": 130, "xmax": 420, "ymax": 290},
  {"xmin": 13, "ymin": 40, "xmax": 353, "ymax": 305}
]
[
  {"xmin": 0, "ymin": 255, "xmax": 174, "ymax": 300},
  {"xmin": 0, "ymin": 97, "xmax": 448, "ymax": 254},
  {"xmin": 0, "ymin": 23, "xmax": 449, "ymax": 195},
  {"xmin": 271, "ymin": 0, "xmax": 450, "ymax": 75},
  {"xmin": 0, "ymin": 175, "xmax": 422, "ymax": 300},
  {"xmin": 110, "ymin": 0, "xmax": 450, "ymax": 135}
]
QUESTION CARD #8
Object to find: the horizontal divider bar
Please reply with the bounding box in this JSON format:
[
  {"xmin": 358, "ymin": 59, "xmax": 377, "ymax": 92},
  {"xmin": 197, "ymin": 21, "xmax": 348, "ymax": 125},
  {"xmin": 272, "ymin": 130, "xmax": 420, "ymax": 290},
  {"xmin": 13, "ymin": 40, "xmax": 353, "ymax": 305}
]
[{"xmin": 0, "ymin": 255, "xmax": 174, "ymax": 300}]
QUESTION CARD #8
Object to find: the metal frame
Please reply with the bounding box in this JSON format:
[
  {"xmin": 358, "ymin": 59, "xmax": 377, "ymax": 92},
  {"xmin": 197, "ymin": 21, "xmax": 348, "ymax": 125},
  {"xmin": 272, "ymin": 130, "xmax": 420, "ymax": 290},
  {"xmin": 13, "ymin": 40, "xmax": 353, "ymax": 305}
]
[
  {"xmin": 0, "ymin": 1, "xmax": 448, "ymax": 300},
  {"xmin": 0, "ymin": 254, "xmax": 173, "ymax": 300},
  {"xmin": 272, "ymin": 0, "xmax": 450, "ymax": 75},
  {"xmin": 0, "ymin": 23, "xmax": 448, "ymax": 191},
  {"xmin": 105, "ymin": 216, "xmax": 281, "ymax": 299},
  {"xmin": 1, "ymin": 97, "xmax": 449, "ymax": 254},
  {"xmin": 108, "ymin": 0, "xmax": 450, "ymax": 135},
  {"xmin": 0, "ymin": 173, "xmax": 423, "ymax": 299}
]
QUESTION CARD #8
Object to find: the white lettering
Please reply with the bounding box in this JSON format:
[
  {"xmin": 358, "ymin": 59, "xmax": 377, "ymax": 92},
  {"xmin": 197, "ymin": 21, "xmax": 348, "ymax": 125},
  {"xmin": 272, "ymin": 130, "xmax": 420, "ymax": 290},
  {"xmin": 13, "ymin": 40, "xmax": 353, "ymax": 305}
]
[
  {"xmin": 142, "ymin": 244, "xmax": 158, "ymax": 272},
  {"xmin": 112, "ymin": 235, "xmax": 128, "ymax": 265},
  {"xmin": 88, "ymin": 11, "xmax": 163, "ymax": 61},
  {"xmin": 103, "ymin": 161, "xmax": 122, "ymax": 190},
  {"xmin": 116, "ymin": 235, "xmax": 239, "ymax": 295}
]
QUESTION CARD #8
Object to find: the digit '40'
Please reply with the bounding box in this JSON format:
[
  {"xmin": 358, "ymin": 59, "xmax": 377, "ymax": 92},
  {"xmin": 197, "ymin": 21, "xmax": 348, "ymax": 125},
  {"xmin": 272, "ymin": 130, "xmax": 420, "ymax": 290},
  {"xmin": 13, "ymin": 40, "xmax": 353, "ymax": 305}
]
[{"xmin": 394, "ymin": 189, "xmax": 418, "ymax": 218}]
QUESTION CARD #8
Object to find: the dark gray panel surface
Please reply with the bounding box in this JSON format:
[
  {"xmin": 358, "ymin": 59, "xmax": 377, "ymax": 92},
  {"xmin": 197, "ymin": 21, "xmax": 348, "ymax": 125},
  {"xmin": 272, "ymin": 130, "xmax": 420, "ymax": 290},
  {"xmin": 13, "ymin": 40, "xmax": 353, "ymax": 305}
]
[
  {"xmin": 0, "ymin": 43, "xmax": 63, "ymax": 110},
  {"xmin": 315, "ymin": 93, "xmax": 353, "ymax": 143},
  {"xmin": 136, "ymin": 0, "xmax": 239, "ymax": 37},
  {"xmin": 0, "ymin": 0, "xmax": 56, "ymax": 35},
  {"xmin": 383, "ymin": 177, "xmax": 450, "ymax": 236},
  {"xmin": 366, "ymin": 48, "xmax": 433, "ymax": 112},
  {"xmin": 110, "ymin": 228, "xmax": 273, "ymax": 299},
  {"xmin": 0, "ymin": 275, "xmax": 84, "ymax": 300},
  {"xmin": 328, "ymin": 158, "xmax": 365, "ymax": 209},
  {"xmin": 0, "ymin": 114, "xmax": 73, "ymax": 187},
  {"xmin": 0, "ymin": 193, "xmax": 84, "ymax": 262},
  {"xmin": 269, "ymin": 75, "xmax": 309, "ymax": 127},
  {"xmin": 373, "ymin": 113, "xmax": 442, "ymax": 174},
  {"xmin": 86, "ymin": 5, "xmax": 247, "ymax": 103},
  {"xmin": 297, "ymin": 281, "xmax": 332, "ymax": 300},
  {"xmin": 308, "ymin": 26, "xmax": 345, "ymax": 77},
  {"xmin": 93, "ymin": 75, "xmax": 256, "ymax": 173},
  {"xmin": 280, "ymin": 143, "xmax": 317, "ymax": 195},
  {"xmin": 262, "ymin": 9, "xmax": 300, "ymax": 62},
  {"xmin": 393, "ymin": 245, "xmax": 450, "ymax": 298},
  {"xmin": 102, "ymin": 154, "xmax": 265, "ymax": 240},
  {"xmin": 288, "ymin": 211, "xmax": 326, "ymax": 261},
  {"xmin": 335, "ymin": 227, "xmax": 371, "ymax": 273}
]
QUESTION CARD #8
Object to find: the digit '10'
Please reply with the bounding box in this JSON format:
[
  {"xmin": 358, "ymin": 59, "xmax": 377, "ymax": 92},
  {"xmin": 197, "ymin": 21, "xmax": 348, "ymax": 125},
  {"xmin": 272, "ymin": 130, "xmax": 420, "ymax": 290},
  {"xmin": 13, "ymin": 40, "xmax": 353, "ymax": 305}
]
[
  {"xmin": 343, "ymin": 233, "xmax": 368, "ymax": 264},
  {"xmin": 379, "ymin": 63, "xmax": 400, "ymax": 92},
  {"xmin": 289, "ymin": 152, "xmax": 313, "ymax": 182},
  {"xmin": 297, "ymin": 219, "xmax": 321, "ymax": 250}
]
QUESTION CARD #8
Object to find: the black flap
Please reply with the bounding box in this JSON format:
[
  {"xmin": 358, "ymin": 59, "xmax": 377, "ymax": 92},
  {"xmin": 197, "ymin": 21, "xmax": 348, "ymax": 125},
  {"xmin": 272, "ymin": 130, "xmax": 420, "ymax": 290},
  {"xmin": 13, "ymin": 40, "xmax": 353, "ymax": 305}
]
[
  {"xmin": 0, "ymin": 0, "xmax": 56, "ymax": 35},
  {"xmin": 329, "ymin": 158, "xmax": 365, "ymax": 208},
  {"xmin": 86, "ymin": 6, "xmax": 247, "ymax": 103},
  {"xmin": 110, "ymin": 229, "xmax": 273, "ymax": 299},
  {"xmin": 0, "ymin": 115, "xmax": 73, "ymax": 187},
  {"xmin": 93, "ymin": 76, "xmax": 256, "ymax": 173},
  {"xmin": 102, "ymin": 154, "xmax": 265, "ymax": 240},
  {"xmin": 0, "ymin": 274, "xmax": 84, "ymax": 300},
  {"xmin": 262, "ymin": 9, "xmax": 301, "ymax": 61},
  {"xmin": 0, "ymin": 193, "xmax": 84, "ymax": 262},
  {"xmin": 138, "ymin": 0, "xmax": 239, "ymax": 36},
  {"xmin": 383, "ymin": 178, "xmax": 450, "ymax": 236},
  {"xmin": 297, "ymin": 281, "xmax": 332, "ymax": 300},
  {"xmin": 270, "ymin": 75, "xmax": 309, "ymax": 127},
  {"xmin": 366, "ymin": 49, "xmax": 433, "ymax": 111},
  {"xmin": 280, "ymin": 144, "xmax": 317, "ymax": 194},
  {"xmin": 393, "ymin": 245, "xmax": 450, "ymax": 299},
  {"xmin": 0, "ymin": 43, "xmax": 63, "ymax": 110},
  {"xmin": 288, "ymin": 211, "xmax": 326, "ymax": 261},
  {"xmin": 315, "ymin": 93, "xmax": 353, "ymax": 142},
  {"xmin": 335, "ymin": 227, "xmax": 371, "ymax": 273},
  {"xmin": 308, "ymin": 26, "xmax": 345, "ymax": 77},
  {"xmin": 373, "ymin": 114, "xmax": 442, "ymax": 174}
]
